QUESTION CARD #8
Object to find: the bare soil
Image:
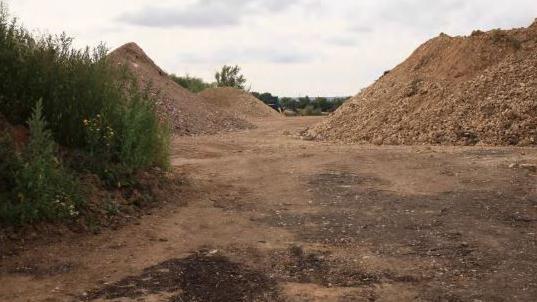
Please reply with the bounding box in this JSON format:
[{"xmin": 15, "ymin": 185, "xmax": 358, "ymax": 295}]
[{"xmin": 1, "ymin": 117, "xmax": 537, "ymax": 302}]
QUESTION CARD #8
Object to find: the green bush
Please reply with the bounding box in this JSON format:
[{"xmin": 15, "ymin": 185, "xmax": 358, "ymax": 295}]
[
  {"xmin": 0, "ymin": 101, "xmax": 82, "ymax": 225},
  {"xmin": 215, "ymin": 65, "xmax": 247, "ymax": 89},
  {"xmin": 118, "ymin": 89, "xmax": 170, "ymax": 171},
  {"xmin": 299, "ymin": 105, "xmax": 323, "ymax": 116},
  {"xmin": 170, "ymin": 74, "xmax": 214, "ymax": 93},
  {"xmin": 0, "ymin": 4, "xmax": 170, "ymax": 225},
  {"xmin": 0, "ymin": 4, "xmax": 169, "ymax": 176}
]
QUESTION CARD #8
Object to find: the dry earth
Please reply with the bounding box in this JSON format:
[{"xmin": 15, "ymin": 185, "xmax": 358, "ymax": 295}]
[{"xmin": 1, "ymin": 117, "xmax": 537, "ymax": 301}]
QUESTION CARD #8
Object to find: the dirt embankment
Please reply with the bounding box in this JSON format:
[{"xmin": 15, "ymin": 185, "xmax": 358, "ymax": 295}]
[
  {"xmin": 199, "ymin": 87, "xmax": 282, "ymax": 121},
  {"xmin": 108, "ymin": 43, "xmax": 253, "ymax": 136},
  {"xmin": 309, "ymin": 20, "xmax": 537, "ymax": 146}
]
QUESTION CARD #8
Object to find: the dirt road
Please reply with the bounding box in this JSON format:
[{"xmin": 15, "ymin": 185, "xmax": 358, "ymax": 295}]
[{"xmin": 1, "ymin": 117, "xmax": 537, "ymax": 301}]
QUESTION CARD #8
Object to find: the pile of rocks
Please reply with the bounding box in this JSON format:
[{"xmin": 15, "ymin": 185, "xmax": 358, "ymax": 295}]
[
  {"xmin": 108, "ymin": 43, "xmax": 253, "ymax": 136},
  {"xmin": 199, "ymin": 87, "xmax": 282, "ymax": 121},
  {"xmin": 309, "ymin": 20, "xmax": 537, "ymax": 146}
]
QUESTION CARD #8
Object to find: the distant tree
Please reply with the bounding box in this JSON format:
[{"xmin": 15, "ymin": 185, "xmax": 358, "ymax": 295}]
[
  {"xmin": 170, "ymin": 74, "xmax": 214, "ymax": 93},
  {"xmin": 252, "ymin": 92, "xmax": 279, "ymax": 106},
  {"xmin": 215, "ymin": 65, "xmax": 247, "ymax": 90},
  {"xmin": 315, "ymin": 97, "xmax": 331, "ymax": 112},
  {"xmin": 329, "ymin": 97, "xmax": 350, "ymax": 112},
  {"xmin": 280, "ymin": 97, "xmax": 298, "ymax": 111},
  {"xmin": 299, "ymin": 105, "xmax": 322, "ymax": 116},
  {"xmin": 298, "ymin": 96, "xmax": 311, "ymax": 109}
]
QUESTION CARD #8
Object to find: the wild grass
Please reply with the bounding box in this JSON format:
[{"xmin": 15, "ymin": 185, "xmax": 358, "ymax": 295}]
[{"xmin": 0, "ymin": 3, "xmax": 170, "ymax": 225}]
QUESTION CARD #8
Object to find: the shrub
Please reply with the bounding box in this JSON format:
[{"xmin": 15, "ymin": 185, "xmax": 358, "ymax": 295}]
[
  {"xmin": 0, "ymin": 4, "xmax": 170, "ymax": 225},
  {"xmin": 170, "ymin": 74, "xmax": 214, "ymax": 93},
  {"xmin": 117, "ymin": 85, "xmax": 170, "ymax": 172},
  {"xmin": 0, "ymin": 101, "xmax": 82, "ymax": 225},
  {"xmin": 215, "ymin": 65, "xmax": 247, "ymax": 89},
  {"xmin": 299, "ymin": 105, "xmax": 323, "ymax": 116},
  {"xmin": 0, "ymin": 4, "xmax": 170, "ymax": 177}
]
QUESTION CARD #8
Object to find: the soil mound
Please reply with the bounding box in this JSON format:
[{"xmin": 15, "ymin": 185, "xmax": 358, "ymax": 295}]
[
  {"xmin": 199, "ymin": 87, "xmax": 282, "ymax": 121},
  {"xmin": 107, "ymin": 43, "xmax": 253, "ymax": 136},
  {"xmin": 309, "ymin": 20, "xmax": 537, "ymax": 146}
]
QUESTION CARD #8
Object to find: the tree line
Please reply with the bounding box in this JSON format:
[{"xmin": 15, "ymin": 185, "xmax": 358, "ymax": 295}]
[{"xmin": 171, "ymin": 65, "xmax": 349, "ymax": 115}]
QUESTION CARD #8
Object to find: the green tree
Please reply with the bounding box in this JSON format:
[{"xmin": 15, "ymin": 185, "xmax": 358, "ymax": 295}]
[
  {"xmin": 315, "ymin": 97, "xmax": 331, "ymax": 112},
  {"xmin": 215, "ymin": 65, "xmax": 247, "ymax": 89},
  {"xmin": 329, "ymin": 97, "xmax": 350, "ymax": 112},
  {"xmin": 1, "ymin": 101, "xmax": 82, "ymax": 225},
  {"xmin": 252, "ymin": 92, "xmax": 279, "ymax": 106},
  {"xmin": 280, "ymin": 97, "xmax": 297, "ymax": 111},
  {"xmin": 298, "ymin": 96, "xmax": 312, "ymax": 109}
]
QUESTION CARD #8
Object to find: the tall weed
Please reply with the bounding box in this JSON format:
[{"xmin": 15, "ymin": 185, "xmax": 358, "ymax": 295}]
[{"xmin": 0, "ymin": 3, "xmax": 170, "ymax": 174}]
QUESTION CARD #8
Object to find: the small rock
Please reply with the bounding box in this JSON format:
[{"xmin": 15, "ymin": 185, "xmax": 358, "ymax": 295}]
[{"xmin": 289, "ymin": 244, "xmax": 304, "ymax": 258}]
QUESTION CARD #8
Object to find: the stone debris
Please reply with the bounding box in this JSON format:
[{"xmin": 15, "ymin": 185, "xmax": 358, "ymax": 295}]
[
  {"xmin": 309, "ymin": 20, "xmax": 537, "ymax": 146},
  {"xmin": 199, "ymin": 87, "xmax": 282, "ymax": 122},
  {"xmin": 107, "ymin": 43, "xmax": 253, "ymax": 136}
]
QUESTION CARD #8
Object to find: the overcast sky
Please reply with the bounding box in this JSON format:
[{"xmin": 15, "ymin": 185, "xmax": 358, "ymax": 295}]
[{"xmin": 4, "ymin": 0, "xmax": 537, "ymax": 97}]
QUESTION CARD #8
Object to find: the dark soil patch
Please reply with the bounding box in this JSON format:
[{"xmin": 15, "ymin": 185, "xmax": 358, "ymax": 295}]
[
  {"xmin": 261, "ymin": 169, "xmax": 537, "ymax": 301},
  {"xmin": 85, "ymin": 251, "xmax": 281, "ymax": 302},
  {"xmin": 278, "ymin": 247, "xmax": 381, "ymax": 287}
]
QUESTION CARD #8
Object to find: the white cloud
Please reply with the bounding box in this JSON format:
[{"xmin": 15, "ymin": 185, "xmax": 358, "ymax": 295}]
[
  {"xmin": 118, "ymin": 0, "xmax": 300, "ymax": 28},
  {"xmin": 3, "ymin": 0, "xmax": 537, "ymax": 96}
]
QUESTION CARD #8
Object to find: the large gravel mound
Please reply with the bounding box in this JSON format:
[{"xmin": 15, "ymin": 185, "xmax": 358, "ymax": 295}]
[
  {"xmin": 108, "ymin": 43, "xmax": 253, "ymax": 136},
  {"xmin": 309, "ymin": 20, "xmax": 537, "ymax": 146},
  {"xmin": 199, "ymin": 87, "xmax": 281, "ymax": 121}
]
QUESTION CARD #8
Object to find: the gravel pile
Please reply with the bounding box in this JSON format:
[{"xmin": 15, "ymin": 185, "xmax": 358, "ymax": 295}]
[
  {"xmin": 108, "ymin": 43, "xmax": 253, "ymax": 136},
  {"xmin": 199, "ymin": 87, "xmax": 282, "ymax": 121},
  {"xmin": 309, "ymin": 20, "xmax": 537, "ymax": 146}
]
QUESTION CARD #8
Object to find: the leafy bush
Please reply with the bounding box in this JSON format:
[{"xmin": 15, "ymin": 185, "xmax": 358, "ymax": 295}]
[
  {"xmin": 0, "ymin": 4, "xmax": 170, "ymax": 225},
  {"xmin": 280, "ymin": 96, "xmax": 348, "ymax": 115},
  {"xmin": 215, "ymin": 65, "xmax": 247, "ymax": 89},
  {"xmin": 117, "ymin": 86, "xmax": 170, "ymax": 172},
  {"xmin": 0, "ymin": 101, "xmax": 82, "ymax": 225},
  {"xmin": 170, "ymin": 74, "xmax": 214, "ymax": 93},
  {"xmin": 299, "ymin": 105, "xmax": 323, "ymax": 116},
  {"xmin": 0, "ymin": 4, "xmax": 169, "ymax": 176}
]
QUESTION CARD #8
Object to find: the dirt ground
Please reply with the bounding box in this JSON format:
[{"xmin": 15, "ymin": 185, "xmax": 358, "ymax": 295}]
[{"xmin": 1, "ymin": 117, "xmax": 537, "ymax": 302}]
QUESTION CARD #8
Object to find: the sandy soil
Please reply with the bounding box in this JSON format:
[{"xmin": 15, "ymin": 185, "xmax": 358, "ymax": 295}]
[{"xmin": 1, "ymin": 117, "xmax": 537, "ymax": 301}]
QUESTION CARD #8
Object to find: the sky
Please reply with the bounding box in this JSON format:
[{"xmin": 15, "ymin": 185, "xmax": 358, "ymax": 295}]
[{"xmin": 3, "ymin": 0, "xmax": 537, "ymax": 97}]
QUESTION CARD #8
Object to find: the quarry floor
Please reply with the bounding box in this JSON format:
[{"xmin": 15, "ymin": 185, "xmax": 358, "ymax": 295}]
[{"xmin": 1, "ymin": 117, "xmax": 537, "ymax": 302}]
